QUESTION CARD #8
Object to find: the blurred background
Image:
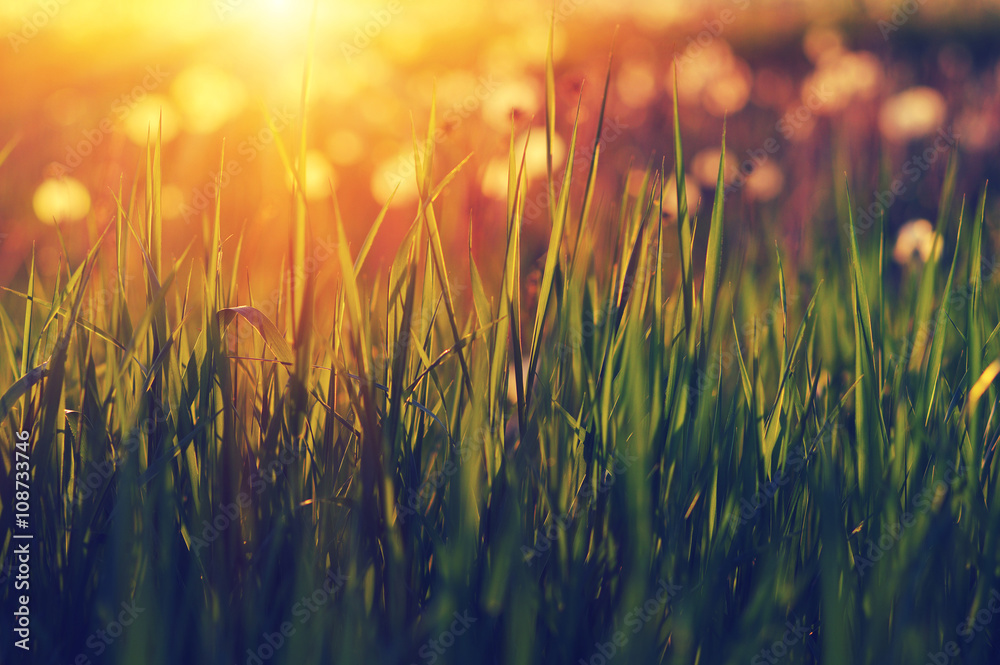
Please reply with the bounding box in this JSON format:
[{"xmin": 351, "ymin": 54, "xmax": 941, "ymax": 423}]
[{"xmin": 2, "ymin": 0, "xmax": 1000, "ymax": 310}]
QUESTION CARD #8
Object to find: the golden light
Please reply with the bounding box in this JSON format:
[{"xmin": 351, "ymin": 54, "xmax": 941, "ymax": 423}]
[
  {"xmin": 802, "ymin": 50, "xmax": 881, "ymax": 115},
  {"xmin": 692, "ymin": 148, "xmax": 738, "ymax": 189},
  {"xmin": 161, "ymin": 184, "xmax": 187, "ymax": 220},
  {"xmin": 480, "ymin": 129, "xmax": 565, "ymax": 199},
  {"xmin": 171, "ymin": 64, "xmax": 248, "ymax": 135},
  {"xmin": 616, "ymin": 60, "xmax": 657, "ymax": 109},
  {"xmin": 481, "ymin": 77, "xmax": 541, "ymax": 132},
  {"xmin": 879, "ymin": 87, "xmax": 947, "ymax": 143},
  {"xmin": 285, "ymin": 150, "xmax": 337, "ymax": 201},
  {"xmin": 122, "ymin": 94, "xmax": 181, "ymax": 145},
  {"xmin": 745, "ymin": 161, "xmax": 785, "ymax": 202},
  {"xmin": 371, "ymin": 150, "xmax": 420, "ymax": 207},
  {"xmin": 660, "ymin": 174, "xmax": 702, "ymax": 220},
  {"xmin": 326, "ymin": 130, "xmax": 365, "ymax": 166},
  {"xmin": 242, "ymin": 0, "xmax": 316, "ymax": 34},
  {"xmin": 803, "ymin": 25, "xmax": 844, "ymax": 64},
  {"xmin": 33, "ymin": 177, "xmax": 91, "ymax": 224}
]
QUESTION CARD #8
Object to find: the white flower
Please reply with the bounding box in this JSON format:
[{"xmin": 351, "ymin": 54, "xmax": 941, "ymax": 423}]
[
  {"xmin": 879, "ymin": 87, "xmax": 947, "ymax": 143},
  {"xmin": 893, "ymin": 219, "xmax": 943, "ymax": 264}
]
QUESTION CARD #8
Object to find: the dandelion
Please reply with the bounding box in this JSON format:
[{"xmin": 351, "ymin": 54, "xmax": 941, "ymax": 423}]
[
  {"xmin": 745, "ymin": 161, "xmax": 784, "ymax": 202},
  {"xmin": 892, "ymin": 219, "xmax": 943, "ymax": 265},
  {"xmin": 802, "ymin": 50, "xmax": 881, "ymax": 115},
  {"xmin": 660, "ymin": 174, "xmax": 701, "ymax": 220},
  {"xmin": 481, "ymin": 129, "xmax": 564, "ymax": 199},
  {"xmin": 702, "ymin": 64, "xmax": 752, "ymax": 117},
  {"xmin": 879, "ymin": 87, "xmax": 947, "ymax": 143},
  {"xmin": 616, "ymin": 59, "xmax": 657, "ymax": 109},
  {"xmin": 481, "ymin": 77, "xmax": 540, "ymax": 132},
  {"xmin": 692, "ymin": 147, "xmax": 738, "ymax": 189},
  {"xmin": 171, "ymin": 64, "xmax": 247, "ymax": 135}
]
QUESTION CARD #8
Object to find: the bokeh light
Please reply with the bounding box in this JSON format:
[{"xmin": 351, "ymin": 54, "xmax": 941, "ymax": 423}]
[{"xmin": 32, "ymin": 177, "xmax": 91, "ymax": 224}]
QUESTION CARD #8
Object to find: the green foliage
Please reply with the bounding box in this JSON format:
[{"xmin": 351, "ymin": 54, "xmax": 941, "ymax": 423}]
[{"xmin": 1, "ymin": 51, "xmax": 999, "ymax": 665}]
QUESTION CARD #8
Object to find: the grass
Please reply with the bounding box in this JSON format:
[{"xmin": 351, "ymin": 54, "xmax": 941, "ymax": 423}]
[{"xmin": 2, "ymin": 33, "xmax": 1000, "ymax": 665}]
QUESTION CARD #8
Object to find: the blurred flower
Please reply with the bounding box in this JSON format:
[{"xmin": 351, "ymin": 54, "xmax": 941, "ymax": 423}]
[
  {"xmin": 626, "ymin": 167, "xmax": 655, "ymax": 197},
  {"xmin": 669, "ymin": 41, "xmax": 736, "ymax": 103},
  {"xmin": 371, "ymin": 148, "xmax": 420, "ymax": 207},
  {"xmin": 803, "ymin": 25, "xmax": 844, "ymax": 64},
  {"xmin": 171, "ymin": 64, "xmax": 247, "ymax": 134},
  {"xmin": 670, "ymin": 40, "xmax": 751, "ymax": 116},
  {"xmin": 955, "ymin": 109, "xmax": 998, "ymax": 152},
  {"xmin": 122, "ymin": 94, "xmax": 181, "ymax": 145},
  {"xmin": 481, "ymin": 129, "xmax": 564, "ymax": 199},
  {"xmin": 480, "ymin": 159, "xmax": 510, "ymax": 201},
  {"xmin": 893, "ymin": 219, "xmax": 942, "ymax": 264},
  {"xmin": 744, "ymin": 161, "xmax": 784, "ymax": 202},
  {"xmin": 33, "ymin": 177, "xmax": 91, "ymax": 224},
  {"xmin": 285, "ymin": 150, "xmax": 336, "ymax": 201},
  {"xmin": 879, "ymin": 87, "xmax": 947, "ymax": 143},
  {"xmin": 616, "ymin": 59, "xmax": 657, "ymax": 109},
  {"xmin": 802, "ymin": 51, "xmax": 881, "ymax": 115},
  {"xmin": 692, "ymin": 147, "xmax": 738, "ymax": 188},
  {"xmin": 703, "ymin": 63, "xmax": 752, "ymax": 116},
  {"xmin": 481, "ymin": 77, "xmax": 540, "ymax": 132},
  {"xmin": 660, "ymin": 174, "xmax": 701, "ymax": 220}
]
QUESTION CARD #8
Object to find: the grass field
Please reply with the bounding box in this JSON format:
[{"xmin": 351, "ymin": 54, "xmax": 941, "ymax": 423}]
[{"xmin": 3, "ymin": 15, "xmax": 1000, "ymax": 665}]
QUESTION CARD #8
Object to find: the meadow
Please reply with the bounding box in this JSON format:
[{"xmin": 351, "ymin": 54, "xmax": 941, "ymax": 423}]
[{"xmin": 3, "ymin": 3, "xmax": 1000, "ymax": 665}]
